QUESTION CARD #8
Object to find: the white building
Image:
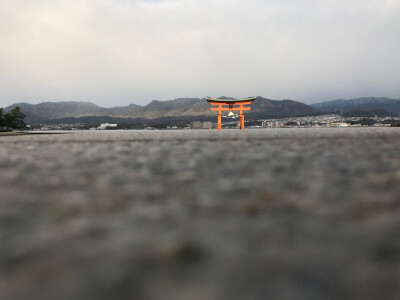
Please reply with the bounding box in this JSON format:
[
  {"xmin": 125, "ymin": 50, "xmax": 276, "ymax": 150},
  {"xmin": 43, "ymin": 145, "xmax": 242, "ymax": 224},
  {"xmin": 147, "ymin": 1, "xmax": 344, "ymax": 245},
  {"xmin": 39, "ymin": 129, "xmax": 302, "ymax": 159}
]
[
  {"xmin": 228, "ymin": 112, "xmax": 238, "ymax": 118},
  {"xmin": 98, "ymin": 123, "xmax": 118, "ymax": 130},
  {"xmin": 330, "ymin": 122, "xmax": 349, "ymax": 127}
]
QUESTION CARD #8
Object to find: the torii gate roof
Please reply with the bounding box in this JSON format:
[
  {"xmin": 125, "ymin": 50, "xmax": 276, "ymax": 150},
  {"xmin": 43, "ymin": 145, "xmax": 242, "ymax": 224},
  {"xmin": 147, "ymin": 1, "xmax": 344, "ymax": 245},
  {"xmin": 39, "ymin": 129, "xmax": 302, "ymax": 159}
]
[{"xmin": 206, "ymin": 97, "xmax": 256, "ymax": 103}]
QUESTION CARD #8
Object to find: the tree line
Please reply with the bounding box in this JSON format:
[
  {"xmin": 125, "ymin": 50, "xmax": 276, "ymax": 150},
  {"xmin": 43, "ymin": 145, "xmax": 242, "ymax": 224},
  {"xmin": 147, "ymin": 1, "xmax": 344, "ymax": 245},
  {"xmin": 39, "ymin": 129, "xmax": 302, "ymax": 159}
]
[{"xmin": 0, "ymin": 106, "xmax": 27, "ymax": 129}]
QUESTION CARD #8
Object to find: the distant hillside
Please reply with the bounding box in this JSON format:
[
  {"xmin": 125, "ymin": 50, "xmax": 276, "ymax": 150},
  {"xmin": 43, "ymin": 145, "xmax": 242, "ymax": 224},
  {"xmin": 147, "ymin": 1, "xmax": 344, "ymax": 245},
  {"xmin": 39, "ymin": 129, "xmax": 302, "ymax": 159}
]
[
  {"xmin": 249, "ymin": 97, "xmax": 322, "ymax": 119},
  {"xmin": 4, "ymin": 101, "xmax": 109, "ymax": 124},
  {"xmin": 311, "ymin": 97, "xmax": 400, "ymax": 114},
  {"xmin": 4, "ymin": 97, "xmax": 323, "ymax": 125},
  {"xmin": 43, "ymin": 115, "xmax": 217, "ymax": 127},
  {"xmin": 342, "ymin": 109, "xmax": 396, "ymax": 118}
]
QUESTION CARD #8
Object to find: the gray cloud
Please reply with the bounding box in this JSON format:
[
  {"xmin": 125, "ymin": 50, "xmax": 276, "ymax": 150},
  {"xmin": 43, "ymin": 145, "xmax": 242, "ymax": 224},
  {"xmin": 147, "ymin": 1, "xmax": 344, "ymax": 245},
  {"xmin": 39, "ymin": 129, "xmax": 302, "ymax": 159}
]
[{"xmin": 1, "ymin": 0, "xmax": 399, "ymax": 107}]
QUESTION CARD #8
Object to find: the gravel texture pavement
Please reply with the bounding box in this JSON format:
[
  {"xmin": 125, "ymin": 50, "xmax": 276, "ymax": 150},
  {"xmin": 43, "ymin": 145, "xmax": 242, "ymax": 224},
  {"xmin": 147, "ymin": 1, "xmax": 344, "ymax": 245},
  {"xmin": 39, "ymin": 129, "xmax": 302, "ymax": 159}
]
[{"xmin": 0, "ymin": 128, "xmax": 399, "ymax": 300}]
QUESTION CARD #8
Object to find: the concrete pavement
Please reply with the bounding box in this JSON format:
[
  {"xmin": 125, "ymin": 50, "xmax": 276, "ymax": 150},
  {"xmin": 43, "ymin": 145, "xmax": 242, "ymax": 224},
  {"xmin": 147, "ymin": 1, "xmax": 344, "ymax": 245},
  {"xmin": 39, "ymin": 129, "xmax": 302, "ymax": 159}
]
[{"xmin": 1, "ymin": 128, "xmax": 399, "ymax": 300}]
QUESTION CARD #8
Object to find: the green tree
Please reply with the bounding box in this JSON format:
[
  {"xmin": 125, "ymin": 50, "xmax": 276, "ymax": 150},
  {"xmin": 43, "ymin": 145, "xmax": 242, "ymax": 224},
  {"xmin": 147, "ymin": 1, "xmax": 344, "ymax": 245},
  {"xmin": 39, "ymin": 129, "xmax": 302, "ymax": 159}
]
[
  {"xmin": 0, "ymin": 108, "xmax": 5, "ymax": 127},
  {"xmin": 4, "ymin": 106, "xmax": 26, "ymax": 129},
  {"xmin": 359, "ymin": 118, "xmax": 376, "ymax": 126}
]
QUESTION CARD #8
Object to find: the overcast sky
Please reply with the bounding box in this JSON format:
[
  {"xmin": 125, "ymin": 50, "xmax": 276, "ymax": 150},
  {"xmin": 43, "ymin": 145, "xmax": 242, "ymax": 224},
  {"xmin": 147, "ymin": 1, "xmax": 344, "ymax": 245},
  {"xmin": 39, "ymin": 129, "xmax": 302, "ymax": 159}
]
[{"xmin": 1, "ymin": 0, "xmax": 399, "ymax": 107}]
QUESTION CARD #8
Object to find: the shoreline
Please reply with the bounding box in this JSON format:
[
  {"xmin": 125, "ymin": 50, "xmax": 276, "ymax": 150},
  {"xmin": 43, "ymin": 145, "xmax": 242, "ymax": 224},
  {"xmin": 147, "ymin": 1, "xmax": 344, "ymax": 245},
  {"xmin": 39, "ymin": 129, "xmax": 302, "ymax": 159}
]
[{"xmin": 0, "ymin": 131, "xmax": 70, "ymax": 137}]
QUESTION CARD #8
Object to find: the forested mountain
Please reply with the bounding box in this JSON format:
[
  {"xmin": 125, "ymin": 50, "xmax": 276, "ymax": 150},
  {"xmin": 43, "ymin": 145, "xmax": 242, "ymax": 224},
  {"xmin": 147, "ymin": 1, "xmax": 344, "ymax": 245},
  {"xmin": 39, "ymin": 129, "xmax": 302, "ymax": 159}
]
[
  {"xmin": 311, "ymin": 97, "xmax": 400, "ymax": 114},
  {"xmin": 4, "ymin": 97, "xmax": 322, "ymax": 124}
]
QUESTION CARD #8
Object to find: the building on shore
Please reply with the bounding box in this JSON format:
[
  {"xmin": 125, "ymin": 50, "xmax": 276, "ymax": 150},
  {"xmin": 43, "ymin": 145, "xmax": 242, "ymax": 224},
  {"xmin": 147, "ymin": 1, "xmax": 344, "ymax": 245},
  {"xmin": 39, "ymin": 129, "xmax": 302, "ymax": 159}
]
[
  {"xmin": 190, "ymin": 121, "xmax": 201, "ymax": 129},
  {"xmin": 202, "ymin": 121, "xmax": 213, "ymax": 129},
  {"xmin": 190, "ymin": 121, "xmax": 213, "ymax": 129},
  {"xmin": 98, "ymin": 123, "xmax": 118, "ymax": 130},
  {"xmin": 330, "ymin": 122, "xmax": 349, "ymax": 127}
]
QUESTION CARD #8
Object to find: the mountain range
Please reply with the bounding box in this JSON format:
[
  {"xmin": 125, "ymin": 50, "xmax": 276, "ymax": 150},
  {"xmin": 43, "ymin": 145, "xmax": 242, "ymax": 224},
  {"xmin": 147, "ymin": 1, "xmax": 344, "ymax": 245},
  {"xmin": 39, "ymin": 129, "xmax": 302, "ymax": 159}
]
[
  {"xmin": 4, "ymin": 97, "xmax": 320, "ymax": 124},
  {"xmin": 4, "ymin": 96, "xmax": 400, "ymax": 125},
  {"xmin": 310, "ymin": 97, "xmax": 400, "ymax": 114}
]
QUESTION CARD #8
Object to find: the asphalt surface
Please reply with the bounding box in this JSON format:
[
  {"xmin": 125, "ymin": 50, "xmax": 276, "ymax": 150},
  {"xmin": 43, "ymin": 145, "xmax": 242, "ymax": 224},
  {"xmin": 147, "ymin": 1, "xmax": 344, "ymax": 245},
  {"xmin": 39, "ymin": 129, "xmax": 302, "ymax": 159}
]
[{"xmin": 0, "ymin": 128, "xmax": 399, "ymax": 300}]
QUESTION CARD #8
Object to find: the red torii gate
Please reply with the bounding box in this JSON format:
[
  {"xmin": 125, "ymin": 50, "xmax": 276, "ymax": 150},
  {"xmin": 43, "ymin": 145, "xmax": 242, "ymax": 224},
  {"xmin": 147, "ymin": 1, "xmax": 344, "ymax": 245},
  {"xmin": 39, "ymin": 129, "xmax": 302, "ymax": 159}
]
[{"xmin": 206, "ymin": 97, "xmax": 256, "ymax": 130}]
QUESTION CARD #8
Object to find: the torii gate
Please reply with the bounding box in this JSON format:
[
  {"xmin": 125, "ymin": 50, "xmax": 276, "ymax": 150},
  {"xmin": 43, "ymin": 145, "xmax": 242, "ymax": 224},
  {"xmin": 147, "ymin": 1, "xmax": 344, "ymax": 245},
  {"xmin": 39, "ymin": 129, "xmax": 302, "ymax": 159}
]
[{"xmin": 206, "ymin": 97, "xmax": 256, "ymax": 130}]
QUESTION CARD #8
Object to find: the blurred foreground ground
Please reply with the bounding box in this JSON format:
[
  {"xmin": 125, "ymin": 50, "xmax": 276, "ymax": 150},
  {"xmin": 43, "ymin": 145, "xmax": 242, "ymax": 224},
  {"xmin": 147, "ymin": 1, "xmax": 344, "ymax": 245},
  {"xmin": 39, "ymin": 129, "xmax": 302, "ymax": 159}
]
[{"xmin": 0, "ymin": 128, "xmax": 399, "ymax": 300}]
